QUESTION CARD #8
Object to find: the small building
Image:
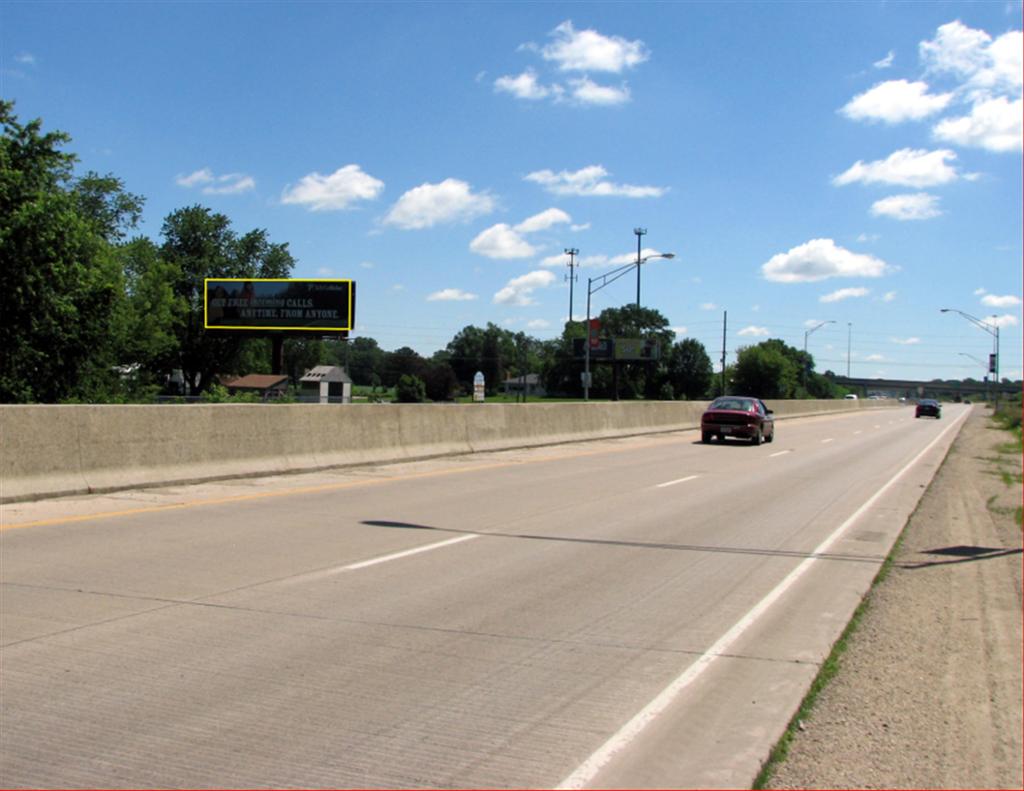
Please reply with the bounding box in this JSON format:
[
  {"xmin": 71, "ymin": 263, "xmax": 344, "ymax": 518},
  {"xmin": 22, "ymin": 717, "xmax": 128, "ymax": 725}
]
[
  {"xmin": 222, "ymin": 374, "xmax": 290, "ymax": 401},
  {"xmin": 502, "ymin": 373, "xmax": 546, "ymax": 398},
  {"xmin": 300, "ymin": 365, "xmax": 353, "ymax": 404}
]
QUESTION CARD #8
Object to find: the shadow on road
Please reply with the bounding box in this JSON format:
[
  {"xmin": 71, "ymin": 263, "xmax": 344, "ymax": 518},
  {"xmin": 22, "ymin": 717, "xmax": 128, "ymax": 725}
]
[{"xmin": 361, "ymin": 519, "xmax": 885, "ymax": 565}]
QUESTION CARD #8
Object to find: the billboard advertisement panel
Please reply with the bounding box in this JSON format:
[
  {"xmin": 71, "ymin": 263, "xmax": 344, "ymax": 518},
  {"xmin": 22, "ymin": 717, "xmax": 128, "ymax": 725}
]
[{"xmin": 204, "ymin": 278, "xmax": 355, "ymax": 332}]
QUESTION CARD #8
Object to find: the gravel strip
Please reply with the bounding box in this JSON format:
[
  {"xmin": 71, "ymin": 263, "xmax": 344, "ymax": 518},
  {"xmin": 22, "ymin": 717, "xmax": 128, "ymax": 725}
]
[{"xmin": 763, "ymin": 407, "xmax": 1023, "ymax": 790}]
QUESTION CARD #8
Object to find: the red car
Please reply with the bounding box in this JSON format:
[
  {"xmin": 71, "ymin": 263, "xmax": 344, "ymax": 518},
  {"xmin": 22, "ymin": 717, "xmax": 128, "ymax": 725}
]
[{"xmin": 701, "ymin": 396, "xmax": 775, "ymax": 445}]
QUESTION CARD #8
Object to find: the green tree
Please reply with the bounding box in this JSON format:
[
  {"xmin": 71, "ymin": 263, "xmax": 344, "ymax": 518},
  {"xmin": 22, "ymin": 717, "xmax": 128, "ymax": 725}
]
[
  {"xmin": 382, "ymin": 346, "xmax": 426, "ymax": 387},
  {"xmin": 422, "ymin": 356, "xmax": 459, "ymax": 401},
  {"xmin": 116, "ymin": 236, "xmax": 185, "ymax": 391},
  {"xmin": 541, "ymin": 322, "xmax": 587, "ymax": 397},
  {"xmin": 445, "ymin": 323, "xmax": 522, "ymax": 395},
  {"xmin": 345, "ymin": 336, "xmax": 386, "ymax": 385},
  {"xmin": 732, "ymin": 341, "xmax": 799, "ymax": 399},
  {"xmin": 665, "ymin": 338, "xmax": 713, "ymax": 400},
  {"xmin": 0, "ymin": 102, "xmax": 141, "ymax": 402},
  {"xmin": 395, "ymin": 374, "xmax": 427, "ymax": 403},
  {"xmin": 159, "ymin": 206, "xmax": 295, "ymax": 394}
]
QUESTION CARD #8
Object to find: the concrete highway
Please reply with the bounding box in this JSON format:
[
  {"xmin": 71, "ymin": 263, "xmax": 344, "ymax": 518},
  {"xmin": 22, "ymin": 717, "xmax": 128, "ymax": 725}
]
[{"xmin": 0, "ymin": 404, "xmax": 968, "ymax": 788}]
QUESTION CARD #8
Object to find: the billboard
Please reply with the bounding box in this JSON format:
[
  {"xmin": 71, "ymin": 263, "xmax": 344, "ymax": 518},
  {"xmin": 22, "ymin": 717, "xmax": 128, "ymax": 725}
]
[
  {"xmin": 204, "ymin": 278, "xmax": 355, "ymax": 332},
  {"xmin": 573, "ymin": 337, "xmax": 659, "ymax": 360},
  {"xmin": 614, "ymin": 338, "xmax": 660, "ymax": 361}
]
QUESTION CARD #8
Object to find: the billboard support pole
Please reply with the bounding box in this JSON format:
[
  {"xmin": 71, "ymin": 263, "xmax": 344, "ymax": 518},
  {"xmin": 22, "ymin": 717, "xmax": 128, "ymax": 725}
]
[{"xmin": 272, "ymin": 336, "xmax": 284, "ymax": 375}]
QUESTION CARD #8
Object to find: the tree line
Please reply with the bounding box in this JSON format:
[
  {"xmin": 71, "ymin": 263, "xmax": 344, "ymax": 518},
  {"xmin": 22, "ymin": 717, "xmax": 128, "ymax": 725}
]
[{"xmin": 2, "ymin": 103, "xmax": 844, "ymax": 404}]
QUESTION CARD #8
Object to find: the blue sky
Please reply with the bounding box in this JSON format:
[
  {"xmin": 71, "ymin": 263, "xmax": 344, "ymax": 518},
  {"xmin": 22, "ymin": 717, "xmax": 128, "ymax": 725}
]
[{"xmin": 4, "ymin": 1, "xmax": 1022, "ymax": 382}]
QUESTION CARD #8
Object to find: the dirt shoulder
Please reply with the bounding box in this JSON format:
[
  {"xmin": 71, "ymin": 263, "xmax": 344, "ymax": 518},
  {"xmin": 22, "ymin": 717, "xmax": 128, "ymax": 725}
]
[{"xmin": 763, "ymin": 406, "xmax": 1023, "ymax": 790}]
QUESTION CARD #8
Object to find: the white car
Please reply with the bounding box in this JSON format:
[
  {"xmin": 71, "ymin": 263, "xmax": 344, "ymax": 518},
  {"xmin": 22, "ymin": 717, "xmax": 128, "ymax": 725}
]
[{"xmin": 844, "ymin": 393, "xmax": 858, "ymax": 400}]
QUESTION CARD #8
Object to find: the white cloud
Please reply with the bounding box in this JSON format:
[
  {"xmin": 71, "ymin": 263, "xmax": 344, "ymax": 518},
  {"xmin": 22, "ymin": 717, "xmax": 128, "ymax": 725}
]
[
  {"xmin": 527, "ymin": 319, "xmax": 552, "ymax": 330},
  {"xmin": 427, "ymin": 288, "xmax": 478, "ymax": 302},
  {"xmin": 177, "ymin": 168, "xmax": 255, "ymax": 195},
  {"xmin": 571, "ymin": 222, "xmax": 591, "ymax": 231},
  {"xmin": 921, "ymin": 22, "xmax": 1023, "ymax": 98},
  {"xmin": 870, "ymin": 192, "xmax": 942, "ymax": 221},
  {"xmin": 981, "ymin": 293, "xmax": 1022, "ymax": 307},
  {"xmin": 569, "ymin": 77, "xmax": 631, "ymax": 106},
  {"xmin": 820, "ymin": 287, "xmax": 870, "ymax": 303},
  {"xmin": 384, "ymin": 178, "xmax": 494, "ymax": 229},
  {"xmin": 540, "ymin": 20, "xmax": 648, "ymax": 73},
  {"xmin": 672, "ymin": 326, "xmax": 688, "ymax": 336},
  {"xmin": 205, "ymin": 173, "xmax": 255, "ymax": 195},
  {"xmin": 473, "ymin": 208, "xmax": 572, "ymax": 260},
  {"xmin": 762, "ymin": 239, "xmax": 891, "ymax": 283},
  {"xmin": 515, "ymin": 208, "xmax": 571, "ymax": 233},
  {"xmin": 282, "ymin": 165, "xmax": 383, "ymax": 211},
  {"xmin": 874, "ymin": 50, "xmax": 895, "ymax": 69},
  {"xmin": 525, "ymin": 165, "xmax": 665, "ymax": 198},
  {"xmin": 176, "ymin": 168, "xmax": 214, "ymax": 188},
  {"xmin": 540, "ymin": 253, "xmax": 569, "ymax": 268},
  {"xmin": 738, "ymin": 326, "xmax": 770, "ymax": 337},
  {"xmin": 470, "ymin": 224, "xmax": 536, "ymax": 259},
  {"xmin": 933, "ymin": 96, "xmax": 1023, "ymax": 153},
  {"xmin": 493, "ymin": 270, "xmax": 557, "ymax": 305},
  {"xmin": 700, "ymin": 302, "xmax": 717, "ymax": 310},
  {"xmin": 882, "ymin": 291, "xmax": 897, "ymax": 302},
  {"xmin": 833, "ymin": 148, "xmax": 960, "ymax": 188},
  {"xmin": 864, "ymin": 354, "xmax": 887, "ymax": 362},
  {"xmin": 842, "ymin": 80, "xmax": 953, "ymax": 124},
  {"xmin": 892, "ymin": 336, "xmax": 922, "ymax": 345},
  {"xmin": 989, "ymin": 314, "xmax": 1019, "ymax": 328},
  {"xmin": 495, "ymin": 69, "xmax": 552, "ymax": 100}
]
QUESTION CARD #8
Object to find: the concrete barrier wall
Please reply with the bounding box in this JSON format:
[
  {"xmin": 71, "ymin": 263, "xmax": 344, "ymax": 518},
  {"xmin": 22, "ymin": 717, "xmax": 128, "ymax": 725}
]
[{"xmin": 0, "ymin": 399, "xmax": 899, "ymax": 503}]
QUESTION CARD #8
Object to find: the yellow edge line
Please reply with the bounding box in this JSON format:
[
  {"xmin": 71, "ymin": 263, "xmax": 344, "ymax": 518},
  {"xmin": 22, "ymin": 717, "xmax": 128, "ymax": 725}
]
[{"xmin": 2, "ymin": 434, "xmax": 688, "ymax": 531}]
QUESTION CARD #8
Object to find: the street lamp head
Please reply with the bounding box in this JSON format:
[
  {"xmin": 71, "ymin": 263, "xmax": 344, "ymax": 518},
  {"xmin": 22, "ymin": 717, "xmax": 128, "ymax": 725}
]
[{"xmin": 661, "ymin": 253, "xmax": 676, "ymax": 259}]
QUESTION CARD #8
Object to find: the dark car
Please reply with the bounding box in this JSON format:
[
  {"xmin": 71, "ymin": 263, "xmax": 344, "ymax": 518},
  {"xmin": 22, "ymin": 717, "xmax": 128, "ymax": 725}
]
[
  {"xmin": 915, "ymin": 399, "xmax": 941, "ymax": 419},
  {"xmin": 701, "ymin": 396, "xmax": 775, "ymax": 445}
]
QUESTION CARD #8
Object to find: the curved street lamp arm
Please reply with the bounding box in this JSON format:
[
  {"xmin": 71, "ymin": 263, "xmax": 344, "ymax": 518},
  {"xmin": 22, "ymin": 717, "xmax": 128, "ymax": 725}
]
[{"xmin": 940, "ymin": 308, "xmax": 996, "ymax": 336}]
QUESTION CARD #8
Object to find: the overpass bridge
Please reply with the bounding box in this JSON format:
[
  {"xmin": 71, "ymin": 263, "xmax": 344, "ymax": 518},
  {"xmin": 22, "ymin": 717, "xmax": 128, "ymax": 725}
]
[{"xmin": 834, "ymin": 376, "xmax": 1019, "ymax": 400}]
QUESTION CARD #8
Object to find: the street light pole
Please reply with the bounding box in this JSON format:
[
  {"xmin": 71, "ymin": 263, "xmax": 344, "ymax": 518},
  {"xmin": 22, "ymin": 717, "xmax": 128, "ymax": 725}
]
[
  {"xmin": 634, "ymin": 227, "xmax": 647, "ymax": 307},
  {"xmin": 803, "ymin": 320, "xmax": 835, "ymax": 390},
  {"xmin": 583, "ymin": 251, "xmax": 675, "ymax": 401},
  {"xmin": 941, "ymin": 308, "xmax": 1001, "ymax": 406}
]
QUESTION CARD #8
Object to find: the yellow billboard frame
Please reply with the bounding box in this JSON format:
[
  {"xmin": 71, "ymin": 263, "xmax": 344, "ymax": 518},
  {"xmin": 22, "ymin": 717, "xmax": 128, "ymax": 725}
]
[{"xmin": 204, "ymin": 277, "xmax": 355, "ymax": 332}]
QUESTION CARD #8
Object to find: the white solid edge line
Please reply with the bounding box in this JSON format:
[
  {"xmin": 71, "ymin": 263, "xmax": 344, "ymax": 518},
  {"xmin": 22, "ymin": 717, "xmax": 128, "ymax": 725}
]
[
  {"xmin": 769, "ymin": 450, "xmax": 791, "ymax": 457},
  {"xmin": 555, "ymin": 406, "xmax": 971, "ymax": 790},
  {"xmin": 656, "ymin": 475, "xmax": 700, "ymax": 488}
]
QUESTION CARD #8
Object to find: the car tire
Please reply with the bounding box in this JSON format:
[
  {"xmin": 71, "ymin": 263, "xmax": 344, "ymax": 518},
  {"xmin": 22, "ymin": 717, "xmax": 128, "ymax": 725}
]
[
  {"xmin": 702, "ymin": 432, "xmax": 712, "ymax": 444},
  {"xmin": 766, "ymin": 429, "xmax": 774, "ymax": 443},
  {"xmin": 751, "ymin": 428, "xmax": 762, "ymax": 446}
]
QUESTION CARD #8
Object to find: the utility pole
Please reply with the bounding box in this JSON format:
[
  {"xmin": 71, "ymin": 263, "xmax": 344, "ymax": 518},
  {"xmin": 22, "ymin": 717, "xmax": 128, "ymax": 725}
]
[
  {"xmin": 721, "ymin": 310, "xmax": 728, "ymax": 396},
  {"xmin": 634, "ymin": 228, "xmax": 647, "ymax": 307},
  {"xmin": 565, "ymin": 248, "xmax": 579, "ymax": 323}
]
